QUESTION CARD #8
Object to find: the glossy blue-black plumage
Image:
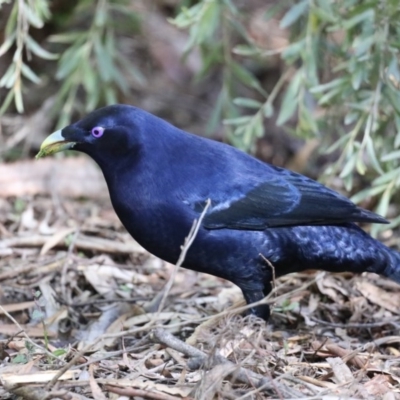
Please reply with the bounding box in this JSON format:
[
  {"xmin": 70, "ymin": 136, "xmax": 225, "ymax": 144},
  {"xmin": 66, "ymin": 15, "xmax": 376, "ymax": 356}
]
[{"xmin": 58, "ymin": 105, "xmax": 400, "ymax": 320}]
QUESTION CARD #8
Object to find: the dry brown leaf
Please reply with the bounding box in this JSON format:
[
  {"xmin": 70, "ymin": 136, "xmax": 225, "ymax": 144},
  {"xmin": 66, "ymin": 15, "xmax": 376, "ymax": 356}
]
[
  {"xmin": 298, "ymin": 375, "xmax": 335, "ymax": 389},
  {"xmin": 382, "ymin": 392, "xmax": 400, "ymax": 400},
  {"xmin": 98, "ymin": 377, "xmax": 193, "ymax": 398},
  {"xmin": 95, "ymin": 309, "xmax": 140, "ymax": 349},
  {"xmin": 325, "ymin": 343, "xmax": 366, "ymax": 369},
  {"xmin": 0, "ymin": 324, "xmax": 56, "ymax": 337},
  {"xmin": 89, "ymin": 364, "xmax": 108, "ymax": 400},
  {"xmin": 219, "ymin": 326, "xmax": 254, "ymax": 358},
  {"xmin": 0, "ymin": 370, "xmax": 79, "ymax": 385},
  {"xmin": 82, "ymin": 263, "xmax": 148, "ymax": 296},
  {"xmin": 0, "ymin": 301, "xmax": 35, "ymax": 314},
  {"xmin": 326, "ymin": 357, "xmax": 353, "ymax": 384},
  {"xmin": 124, "ymin": 312, "xmax": 192, "ymax": 328},
  {"xmin": 19, "ymin": 206, "xmax": 38, "ymax": 230},
  {"xmin": 316, "ymin": 275, "xmax": 347, "ymax": 303},
  {"xmin": 79, "ymin": 303, "xmax": 132, "ymax": 348},
  {"xmin": 0, "ymin": 360, "xmax": 36, "ymax": 375},
  {"xmin": 1, "ymin": 233, "xmax": 144, "ymax": 254},
  {"xmin": 364, "ymin": 374, "xmax": 392, "ymax": 396},
  {"xmin": 40, "ymin": 228, "xmax": 76, "ymax": 255},
  {"xmin": 356, "ymin": 280, "xmax": 400, "ymax": 314},
  {"xmin": 216, "ymin": 286, "xmax": 242, "ymax": 311}
]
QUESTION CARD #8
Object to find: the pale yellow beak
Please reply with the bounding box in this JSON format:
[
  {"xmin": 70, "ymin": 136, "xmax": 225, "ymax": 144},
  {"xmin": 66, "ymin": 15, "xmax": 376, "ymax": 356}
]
[{"xmin": 36, "ymin": 130, "xmax": 76, "ymax": 159}]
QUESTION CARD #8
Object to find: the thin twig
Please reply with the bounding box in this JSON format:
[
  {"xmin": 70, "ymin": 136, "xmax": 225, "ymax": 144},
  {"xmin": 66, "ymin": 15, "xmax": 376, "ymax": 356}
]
[
  {"xmin": 150, "ymin": 328, "xmax": 302, "ymax": 397},
  {"xmin": 100, "ymin": 273, "xmax": 321, "ymax": 341},
  {"xmin": 45, "ymin": 337, "xmax": 103, "ymax": 390},
  {"xmin": 311, "ymin": 317, "xmax": 400, "ymax": 329},
  {"xmin": 105, "ymin": 385, "xmax": 192, "ymax": 400},
  {"xmin": 155, "ymin": 198, "xmax": 211, "ymax": 316},
  {"xmin": 260, "ymin": 253, "xmax": 277, "ymax": 292},
  {"xmin": 61, "ymin": 228, "xmax": 80, "ymax": 301},
  {"xmin": 0, "ymin": 304, "xmax": 65, "ymax": 364}
]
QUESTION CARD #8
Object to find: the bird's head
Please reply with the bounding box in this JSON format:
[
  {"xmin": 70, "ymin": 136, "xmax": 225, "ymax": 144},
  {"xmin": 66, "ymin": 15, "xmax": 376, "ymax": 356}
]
[{"xmin": 36, "ymin": 105, "xmax": 147, "ymax": 162}]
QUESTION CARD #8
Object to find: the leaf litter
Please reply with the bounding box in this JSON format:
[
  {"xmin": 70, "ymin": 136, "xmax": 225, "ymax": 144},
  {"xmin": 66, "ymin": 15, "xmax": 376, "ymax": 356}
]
[{"xmin": 0, "ymin": 193, "xmax": 399, "ymax": 399}]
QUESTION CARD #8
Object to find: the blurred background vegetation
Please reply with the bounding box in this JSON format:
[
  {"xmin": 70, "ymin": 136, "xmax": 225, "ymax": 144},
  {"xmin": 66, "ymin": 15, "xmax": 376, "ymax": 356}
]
[{"xmin": 1, "ymin": 0, "xmax": 400, "ymax": 235}]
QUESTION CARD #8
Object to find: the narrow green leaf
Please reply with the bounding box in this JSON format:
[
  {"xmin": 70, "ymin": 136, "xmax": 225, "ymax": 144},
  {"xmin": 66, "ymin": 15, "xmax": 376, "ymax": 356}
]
[
  {"xmin": 0, "ymin": 32, "xmax": 16, "ymax": 57},
  {"xmin": 252, "ymin": 112, "xmax": 264, "ymax": 138},
  {"xmin": 342, "ymin": 9, "xmax": 374, "ymax": 30},
  {"xmin": 325, "ymin": 133, "xmax": 350, "ymax": 154},
  {"xmin": 0, "ymin": 90, "xmax": 15, "ymax": 115},
  {"xmin": 351, "ymin": 68, "xmax": 364, "ymax": 90},
  {"xmin": 276, "ymin": 71, "xmax": 302, "ymax": 126},
  {"xmin": 356, "ymin": 155, "xmax": 366, "ymax": 175},
  {"xmin": 340, "ymin": 154, "xmax": 357, "ymax": 178},
  {"xmin": 281, "ymin": 39, "xmax": 305, "ymax": 61},
  {"xmin": 318, "ymin": 86, "xmax": 342, "ymax": 105},
  {"xmin": 118, "ymin": 53, "xmax": 146, "ymax": 86},
  {"xmin": 365, "ymin": 136, "xmax": 383, "ymax": 174},
  {"xmin": 232, "ymin": 45, "xmax": 259, "ymax": 56},
  {"xmin": 48, "ymin": 32, "xmax": 85, "ymax": 43},
  {"xmin": 223, "ymin": 116, "xmax": 253, "ymax": 125},
  {"xmin": 206, "ymin": 90, "xmax": 224, "ymax": 135},
  {"xmin": 56, "ymin": 45, "xmax": 84, "ymax": 79},
  {"xmin": 230, "ymin": 61, "xmax": 267, "ymax": 96},
  {"xmin": 353, "ymin": 35, "xmax": 374, "ymax": 57},
  {"xmin": 373, "ymin": 168, "xmax": 400, "ymax": 186},
  {"xmin": 15, "ymin": 86, "xmax": 24, "ymax": 113},
  {"xmin": 12, "ymin": 354, "xmax": 28, "ymax": 364},
  {"xmin": 263, "ymin": 102, "xmax": 274, "ymax": 118},
  {"xmin": 94, "ymin": 36, "xmax": 112, "ymax": 82},
  {"xmin": 280, "ymin": 0, "xmax": 308, "ymax": 28},
  {"xmin": 21, "ymin": 62, "xmax": 41, "ymax": 84},
  {"xmin": 350, "ymin": 184, "xmax": 387, "ymax": 203},
  {"xmin": 0, "ymin": 64, "xmax": 16, "ymax": 88},
  {"xmin": 344, "ymin": 111, "xmax": 359, "ymax": 125},
  {"xmin": 381, "ymin": 150, "xmax": 400, "ymax": 162},
  {"xmin": 310, "ymin": 77, "xmax": 346, "ymax": 94},
  {"xmin": 233, "ymin": 97, "xmax": 263, "ymax": 109},
  {"xmin": 104, "ymin": 85, "xmax": 118, "ymax": 104},
  {"xmin": 375, "ymin": 186, "xmax": 392, "ymax": 217},
  {"xmin": 26, "ymin": 36, "xmax": 58, "ymax": 60},
  {"xmin": 53, "ymin": 349, "xmax": 67, "ymax": 357},
  {"xmin": 5, "ymin": 2, "xmax": 18, "ymax": 37},
  {"xmin": 24, "ymin": 3, "xmax": 44, "ymax": 28}
]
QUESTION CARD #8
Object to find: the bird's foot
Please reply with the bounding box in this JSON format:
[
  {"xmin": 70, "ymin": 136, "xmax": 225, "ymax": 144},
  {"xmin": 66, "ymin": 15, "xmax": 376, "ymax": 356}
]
[{"xmin": 247, "ymin": 303, "xmax": 270, "ymax": 321}]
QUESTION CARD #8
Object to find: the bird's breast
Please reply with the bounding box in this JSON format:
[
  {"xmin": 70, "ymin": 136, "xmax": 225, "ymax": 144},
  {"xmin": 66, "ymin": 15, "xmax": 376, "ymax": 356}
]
[{"xmin": 110, "ymin": 191, "xmax": 196, "ymax": 263}]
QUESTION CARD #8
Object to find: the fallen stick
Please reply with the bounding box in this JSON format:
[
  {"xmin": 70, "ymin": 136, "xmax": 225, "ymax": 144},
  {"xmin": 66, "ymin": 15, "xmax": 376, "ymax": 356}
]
[{"xmin": 150, "ymin": 328, "xmax": 303, "ymax": 397}]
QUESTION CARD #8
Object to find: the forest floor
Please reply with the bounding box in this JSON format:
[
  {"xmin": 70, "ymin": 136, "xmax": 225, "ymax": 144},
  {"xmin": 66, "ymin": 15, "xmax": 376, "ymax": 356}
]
[
  {"xmin": 1, "ymin": 0, "xmax": 400, "ymax": 397},
  {"xmin": 0, "ymin": 158, "xmax": 399, "ymax": 400}
]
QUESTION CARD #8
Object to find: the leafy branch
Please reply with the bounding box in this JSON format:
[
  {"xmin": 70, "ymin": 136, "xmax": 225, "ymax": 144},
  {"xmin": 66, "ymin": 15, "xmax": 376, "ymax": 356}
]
[
  {"xmin": 50, "ymin": 0, "xmax": 144, "ymax": 127},
  {"xmin": 0, "ymin": 0, "xmax": 57, "ymax": 114},
  {"xmin": 174, "ymin": 0, "xmax": 400, "ymax": 233}
]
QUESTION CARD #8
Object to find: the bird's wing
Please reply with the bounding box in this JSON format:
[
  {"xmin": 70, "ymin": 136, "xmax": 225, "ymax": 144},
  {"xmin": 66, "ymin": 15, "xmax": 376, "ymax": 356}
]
[{"xmin": 198, "ymin": 171, "xmax": 387, "ymax": 230}]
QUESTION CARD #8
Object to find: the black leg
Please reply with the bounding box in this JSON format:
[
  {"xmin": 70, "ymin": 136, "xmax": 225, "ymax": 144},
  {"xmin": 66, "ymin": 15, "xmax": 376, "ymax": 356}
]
[{"xmin": 242, "ymin": 289, "xmax": 271, "ymax": 321}]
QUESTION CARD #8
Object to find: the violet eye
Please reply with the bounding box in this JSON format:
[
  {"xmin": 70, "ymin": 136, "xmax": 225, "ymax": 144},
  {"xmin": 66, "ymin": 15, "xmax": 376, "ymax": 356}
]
[{"xmin": 91, "ymin": 126, "xmax": 104, "ymax": 138}]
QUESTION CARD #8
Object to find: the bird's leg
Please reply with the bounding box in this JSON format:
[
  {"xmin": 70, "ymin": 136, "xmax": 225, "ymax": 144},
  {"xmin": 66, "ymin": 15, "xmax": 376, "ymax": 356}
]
[{"xmin": 241, "ymin": 288, "xmax": 271, "ymax": 321}]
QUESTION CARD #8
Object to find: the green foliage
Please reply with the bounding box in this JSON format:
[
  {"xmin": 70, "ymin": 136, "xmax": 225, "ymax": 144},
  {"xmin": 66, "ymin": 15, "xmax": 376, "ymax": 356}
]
[
  {"xmin": 2, "ymin": 0, "xmax": 400, "ymax": 232},
  {"xmin": 0, "ymin": 0, "xmax": 56, "ymax": 114},
  {"xmin": 280, "ymin": 0, "xmax": 400, "ymax": 234},
  {"xmin": 0, "ymin": 0, "xmax": 143, "ymax": 126},
  {"xmin": 50, "ymin": 0, "xmax": 144, "ymax": 127},
  {"xmin": 174, "ymin": 0, "xmax": 400, "ymax": 233},
  {"xmin": 11, "ymin": 353, "xmax": 28, "ymax": 364},
  {"xmin": 170, "ymin": 0, "xmax": 268, "ymax": 150}
]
